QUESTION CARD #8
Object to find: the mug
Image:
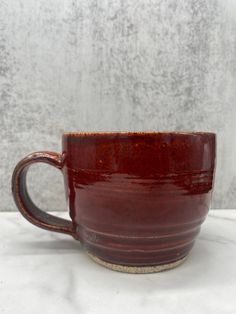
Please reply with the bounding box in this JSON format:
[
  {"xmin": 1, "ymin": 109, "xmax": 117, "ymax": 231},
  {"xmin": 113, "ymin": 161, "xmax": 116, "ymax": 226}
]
[{"xmin": 12, "ymin": 132, "xmax": 216, "ymax": 273}]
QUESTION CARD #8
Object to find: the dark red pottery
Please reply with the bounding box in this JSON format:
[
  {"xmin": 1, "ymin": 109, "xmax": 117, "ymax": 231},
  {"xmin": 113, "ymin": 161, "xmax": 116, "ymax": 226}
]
[{"xmin": 12, "ymin": 132, "xmax": 216, "ymax": 273}]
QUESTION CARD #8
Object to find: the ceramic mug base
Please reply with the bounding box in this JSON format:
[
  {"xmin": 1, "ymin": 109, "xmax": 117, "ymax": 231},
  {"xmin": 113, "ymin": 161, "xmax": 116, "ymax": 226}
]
[{"xmin": 87, "ymin": 253, "xmax": 187, "ymax": 274}]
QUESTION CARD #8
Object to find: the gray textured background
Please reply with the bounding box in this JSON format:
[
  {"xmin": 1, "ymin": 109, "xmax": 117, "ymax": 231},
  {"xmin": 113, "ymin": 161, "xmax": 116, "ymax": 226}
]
[{"xmin": 1, "ymin": 0, "xmax": 236, "ymax": 211}]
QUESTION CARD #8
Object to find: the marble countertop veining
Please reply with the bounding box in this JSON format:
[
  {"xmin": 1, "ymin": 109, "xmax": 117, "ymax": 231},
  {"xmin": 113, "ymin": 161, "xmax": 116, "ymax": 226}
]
[{"xmin": 0, "ymin": 210, "xmax": 236, "ymax": 314}]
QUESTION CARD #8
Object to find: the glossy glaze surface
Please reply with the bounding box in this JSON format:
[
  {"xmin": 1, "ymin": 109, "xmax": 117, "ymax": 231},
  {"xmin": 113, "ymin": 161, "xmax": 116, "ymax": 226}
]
[{"xmin": 62, "ymin": 132, "xmax": 216, "ymax": 266}]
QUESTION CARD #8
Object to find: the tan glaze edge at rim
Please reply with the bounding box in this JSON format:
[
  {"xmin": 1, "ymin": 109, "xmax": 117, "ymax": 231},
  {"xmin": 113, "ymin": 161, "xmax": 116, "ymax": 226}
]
[
  {"xmin": 63, "ymin": 131, "xmax": 216, "ymax": 137},
  {"xmin": 87, "ymin": 253, "xmax": 188, "ymax": 274}
]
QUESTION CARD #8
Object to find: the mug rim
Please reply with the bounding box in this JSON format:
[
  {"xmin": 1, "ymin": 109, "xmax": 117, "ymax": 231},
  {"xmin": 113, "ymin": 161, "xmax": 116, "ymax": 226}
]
[{"xmin": 63, "ymin": 131, "xmax": 216, "ymax": 137}]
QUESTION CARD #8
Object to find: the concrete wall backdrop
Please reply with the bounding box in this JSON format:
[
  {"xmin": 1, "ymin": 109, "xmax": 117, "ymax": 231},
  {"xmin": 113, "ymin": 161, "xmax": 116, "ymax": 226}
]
[{"xmin": 1, "ymin": 0, "xmax": 236, "ymax": 211}]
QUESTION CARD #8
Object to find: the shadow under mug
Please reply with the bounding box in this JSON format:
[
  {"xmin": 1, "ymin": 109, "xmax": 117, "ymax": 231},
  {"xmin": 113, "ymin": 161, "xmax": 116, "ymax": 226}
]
[{"xmin": 12, "ymin": 132, "xmax": 216, "ymax": 273}]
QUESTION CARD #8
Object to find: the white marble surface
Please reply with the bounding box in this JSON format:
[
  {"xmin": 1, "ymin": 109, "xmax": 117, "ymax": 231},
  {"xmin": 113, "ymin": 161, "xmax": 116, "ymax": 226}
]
[{"xmin": 0, "ymin": 210, "xmax": 236, "ymax": 314}]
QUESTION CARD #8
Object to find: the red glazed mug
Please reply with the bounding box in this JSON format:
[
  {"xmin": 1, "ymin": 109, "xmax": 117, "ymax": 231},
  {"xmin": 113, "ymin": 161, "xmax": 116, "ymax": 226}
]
[{"xmin": 12, "ymin": 132, "xmax": 216, "ymax": 273}]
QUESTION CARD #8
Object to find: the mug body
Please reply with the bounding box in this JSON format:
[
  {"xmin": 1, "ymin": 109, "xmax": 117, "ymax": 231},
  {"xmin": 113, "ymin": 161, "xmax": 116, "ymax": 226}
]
[{"xmin": 62, "ymin": 132, "xmax": 216, "ymax": 270}]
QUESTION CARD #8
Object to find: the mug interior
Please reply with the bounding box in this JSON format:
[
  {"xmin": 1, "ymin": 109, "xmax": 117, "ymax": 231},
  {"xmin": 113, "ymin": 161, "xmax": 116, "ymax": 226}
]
[{"xmin": 63, "ymin": 131, "xmax": 215, "ymax": 137}]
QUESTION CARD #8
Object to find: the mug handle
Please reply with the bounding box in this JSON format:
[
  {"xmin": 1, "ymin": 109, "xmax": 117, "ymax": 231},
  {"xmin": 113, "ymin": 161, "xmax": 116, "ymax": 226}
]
[{"xmin": 12, "ymin": 151, "xmax": 75, "ymax": 237}]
